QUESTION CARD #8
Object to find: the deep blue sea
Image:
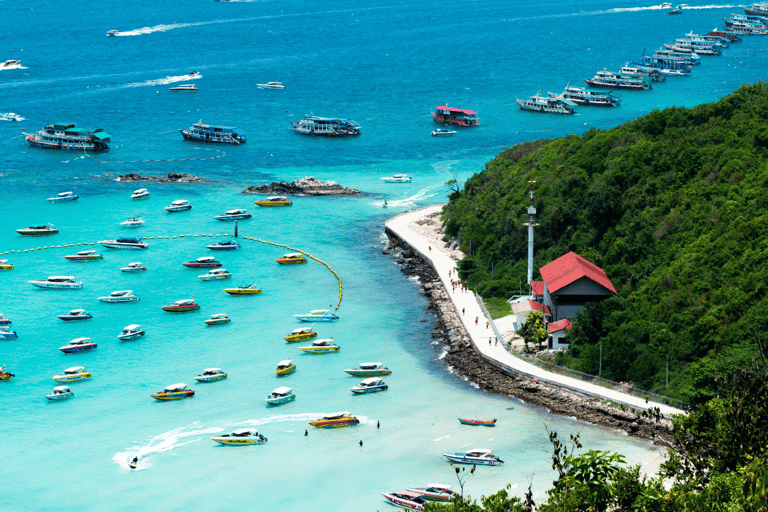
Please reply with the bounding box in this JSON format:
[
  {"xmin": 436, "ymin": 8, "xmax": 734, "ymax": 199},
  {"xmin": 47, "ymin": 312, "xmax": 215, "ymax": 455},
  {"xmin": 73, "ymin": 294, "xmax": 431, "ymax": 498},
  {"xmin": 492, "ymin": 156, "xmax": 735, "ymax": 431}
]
[{"xmin": 1, "ymin": 0, "xmax": 765, "ymax": 510}]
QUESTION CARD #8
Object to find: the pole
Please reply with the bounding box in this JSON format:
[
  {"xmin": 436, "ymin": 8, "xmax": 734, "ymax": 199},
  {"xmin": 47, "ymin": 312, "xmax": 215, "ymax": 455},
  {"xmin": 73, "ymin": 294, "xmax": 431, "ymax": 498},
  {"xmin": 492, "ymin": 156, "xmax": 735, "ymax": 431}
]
[
  {"xmin": 599, "ymin": 337, "xmax": 603, "ymax": 378},
  {"xmin": 234, "ymin": 220, "xmax": 238, "ymax": 238},
  {"xmin": 666, "ymin": 354, "xmax": 669, "ymax": 392},
  {"xmin": 491, "ymin": 261, "xmax": 494, "ymax": 280}
]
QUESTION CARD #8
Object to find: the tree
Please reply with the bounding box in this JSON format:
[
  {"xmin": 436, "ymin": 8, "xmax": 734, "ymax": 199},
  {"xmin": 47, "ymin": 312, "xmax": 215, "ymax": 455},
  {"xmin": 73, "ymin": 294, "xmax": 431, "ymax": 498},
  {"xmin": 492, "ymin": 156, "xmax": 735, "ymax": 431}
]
[{"xmin": 519, "ymin": 311, "xmax": 547, "ymax": 353}]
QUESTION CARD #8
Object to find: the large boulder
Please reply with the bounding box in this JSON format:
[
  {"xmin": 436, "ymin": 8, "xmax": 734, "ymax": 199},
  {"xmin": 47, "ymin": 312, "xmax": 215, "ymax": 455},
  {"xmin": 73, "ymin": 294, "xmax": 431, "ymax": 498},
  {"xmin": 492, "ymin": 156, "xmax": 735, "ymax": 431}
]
[{"xmin": 242, "ymin": 176, "xmax": 360, "ymax": 196}]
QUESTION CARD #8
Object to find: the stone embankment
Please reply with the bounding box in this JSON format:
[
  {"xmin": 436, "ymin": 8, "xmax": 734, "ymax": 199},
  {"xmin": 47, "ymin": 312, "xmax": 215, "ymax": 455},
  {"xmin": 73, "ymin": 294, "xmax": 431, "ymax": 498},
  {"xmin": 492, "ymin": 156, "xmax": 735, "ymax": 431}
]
[
  {"xmin": 384, "ymin": 232, "xmax": 673, "ymax": 446},
  {"xmin": 242, "ymin": 176, "xmax": 359, "ymax": 196},
  {"xmin": 117, "ymin": 172, "xmax": 202, "ymax": 183}
]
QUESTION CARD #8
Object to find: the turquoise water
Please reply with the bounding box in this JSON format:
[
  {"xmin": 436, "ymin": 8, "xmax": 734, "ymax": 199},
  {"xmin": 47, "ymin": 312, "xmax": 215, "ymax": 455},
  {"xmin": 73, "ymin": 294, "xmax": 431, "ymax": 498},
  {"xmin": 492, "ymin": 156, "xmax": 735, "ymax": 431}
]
[{"xmin": 2, "ymin": 0, "xmax": 766, "ymax": 509}]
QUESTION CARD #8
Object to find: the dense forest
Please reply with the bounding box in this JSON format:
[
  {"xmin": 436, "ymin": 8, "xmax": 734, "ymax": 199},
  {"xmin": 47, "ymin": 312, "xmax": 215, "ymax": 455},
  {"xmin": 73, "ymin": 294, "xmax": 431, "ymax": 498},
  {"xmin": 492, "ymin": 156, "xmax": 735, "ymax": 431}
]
[{"xmin": 442, "ymin": 81, "xmax": 768, "ymax": 403}]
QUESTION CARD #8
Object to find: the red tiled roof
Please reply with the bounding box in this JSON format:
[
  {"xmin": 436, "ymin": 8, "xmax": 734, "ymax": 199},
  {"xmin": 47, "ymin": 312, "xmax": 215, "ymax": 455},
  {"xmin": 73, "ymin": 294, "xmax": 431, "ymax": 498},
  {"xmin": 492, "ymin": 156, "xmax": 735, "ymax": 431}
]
[
  {"xmin": 547, "ymin": 318, "xmax": 572, "ymax": 334},
  {"xmin": 529, "ymin": 300, "xmax": 551, "ymax": 316},
  {"xmin": 531, "ymin": 280, "xmax": 544, "ymax": 296},
  {"xmin": 435, "ymin": 106, "xmax": 477, "ymax": 115},
  {"xmin": 539, "ymin": 251, "xmax": 617, "ymax": 294}
]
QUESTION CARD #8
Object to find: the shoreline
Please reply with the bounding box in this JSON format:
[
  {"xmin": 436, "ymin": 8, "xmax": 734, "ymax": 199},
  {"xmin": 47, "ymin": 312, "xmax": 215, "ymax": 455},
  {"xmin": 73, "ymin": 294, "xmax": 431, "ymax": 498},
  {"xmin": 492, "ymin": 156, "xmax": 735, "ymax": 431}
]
[{"xmin": 385, "ymin": 209, "xmax": 673, "ymax": 447}]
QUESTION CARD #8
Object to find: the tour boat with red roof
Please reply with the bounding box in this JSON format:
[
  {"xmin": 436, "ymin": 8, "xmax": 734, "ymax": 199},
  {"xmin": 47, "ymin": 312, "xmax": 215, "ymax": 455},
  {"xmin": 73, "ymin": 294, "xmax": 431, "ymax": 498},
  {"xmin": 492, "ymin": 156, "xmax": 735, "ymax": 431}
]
[
  {"xmin": 162, "ymin": 299, "xmax": 200, "ymax": 312},
  {"xmin": 432, "ymin": 106, "xmax": 479, "ymax": 127}
]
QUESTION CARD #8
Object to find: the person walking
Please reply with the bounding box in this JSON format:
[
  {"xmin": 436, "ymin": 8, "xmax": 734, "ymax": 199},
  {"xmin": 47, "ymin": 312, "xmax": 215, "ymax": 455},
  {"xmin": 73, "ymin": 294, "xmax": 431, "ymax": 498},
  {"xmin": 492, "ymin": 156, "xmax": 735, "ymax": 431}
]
[
  {"xmin": 462, "ymin": 308, "xmax": 465, "ymax": 316},
  {"xmin": 475, "ymin": 316, "xmax": 479, "ymax": 326},
  {"xmin": 486, "ymin": 321, "xmax": 489, "ymax": 329}
]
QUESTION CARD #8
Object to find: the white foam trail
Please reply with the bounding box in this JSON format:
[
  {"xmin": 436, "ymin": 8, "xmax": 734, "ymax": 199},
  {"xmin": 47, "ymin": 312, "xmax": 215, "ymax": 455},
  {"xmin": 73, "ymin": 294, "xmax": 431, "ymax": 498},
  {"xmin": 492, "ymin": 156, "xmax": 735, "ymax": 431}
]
[
  {"xmin": 233, "ymin": 412, "xmax": 328, "ymax": 427},
  {"xmin": 505, "ymin": 4, "xmax": 738, "ymax": 22},
  {"xmin": 113, "ymin": 423, "xmax": 223, "ymax": 470},
  {"xmin": 123, "ymin": 73, "xmax": 202, "ymax": 88},
  {"xmin": 0, "ymin": 65, "xmax": 27, "ymax": 71},
  {"xmin": 433, "ymin": 435, "xmax": 450, "ymax": 442},
  {"xmin": 114, "ymin": 6, "xmax": 391, "ymax": 37},
  {"xmin": 386, "ymin": 184, "xmax": 441, "ymax": 208}
]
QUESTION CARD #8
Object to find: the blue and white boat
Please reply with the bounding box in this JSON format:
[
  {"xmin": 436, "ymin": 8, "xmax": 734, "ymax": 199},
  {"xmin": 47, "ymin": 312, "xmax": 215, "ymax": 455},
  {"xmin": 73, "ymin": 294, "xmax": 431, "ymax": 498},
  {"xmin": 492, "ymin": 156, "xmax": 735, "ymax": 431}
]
[
  {"xmin": 98, "ymin": 237, "xmax": 148, "ymax": 250},
  {"xmin": 290, "ymin": 115, "xmax": 361, "ymax": 136},
  {"xmin": 26, "ymin": 123, "xmax": 111, "ymax": 152},
  {"xmin": 46, "ymin": 386, "xmax": 74, "ymax": 401},
  {"xmin": 431, "ymin": 128, "xmax": 457, "ymax": 137},
  {"xmin": 0, "ymin": 327, "xmax": 18, "ymax": 340},
  {"xmin": 350, "ymin": 377, "xmax": 388, "ymax": 394},
  {"xmin": 47, "ymin": 191, "xmax": 79, "ymax": 203},
  {"xmin": 59, "ymin": 337, "xmax": 97, "ymax": 353},
  {"xmin": 265, "ymin": 387, "xmax": 296, "ymax": 405},
  {"xmin": 517, "ymin": 94, "xmax": 576, "ymax": 114},
  {"xmin": 293, "ymin": 309, "xmax": 339, "ymax": 322},
  {"xmin": 180, "ymin": 121, "xmax": 246, "ymax": 144},
  {"xmin": 57, "ymin": 309, "xmax": 93, "ymax": 321},
  {"xmin": 213, "ymin": 209, "xmax": 251, "ymax": 221},
  {"xmin": 117, "ymin": 324, "xmax": 145, "ymax": 341},
  {"xmin": 165, "ymin": 199, "xmax": 192, "ymax": 212},
  {"xmin": 443, "ymin": 449, "xmax": 504, "ymax": 466},
  {"xmin": 207, "ymin": 241, "xmax": 241, "ymax": 251}
]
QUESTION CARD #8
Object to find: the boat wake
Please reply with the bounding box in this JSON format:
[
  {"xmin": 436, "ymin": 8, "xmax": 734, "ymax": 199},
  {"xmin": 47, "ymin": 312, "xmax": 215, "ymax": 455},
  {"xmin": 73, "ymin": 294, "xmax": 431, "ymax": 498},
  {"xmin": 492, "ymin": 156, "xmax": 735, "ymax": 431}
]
[
  {"xmin": 507, "ymin": 4, "xmax": 737, "ymax": 21},
  {"xmin": 123, "ymin": 73, "xmax": 202, "ymax": 89},
  {"xmin": 0, "ymin": 64, "xmax": 27, "ymax": 71},
  {"xmin": 610, "ymin": 3, "xmax": 738, "ymax": 12},
  {"xmin": 433, "ymin": 435, "xmax": 450, "ymax": 442},
  {"xmin": 0, "ymin": 113, "xmax": 25, "ymax": 122},
  {"xmin": 382, "ymin": 184, "xmax": 441, "ymax": 208},
  {"xmin": 113, "ymin": 423, "xmax": 222, "ymax": 470}
]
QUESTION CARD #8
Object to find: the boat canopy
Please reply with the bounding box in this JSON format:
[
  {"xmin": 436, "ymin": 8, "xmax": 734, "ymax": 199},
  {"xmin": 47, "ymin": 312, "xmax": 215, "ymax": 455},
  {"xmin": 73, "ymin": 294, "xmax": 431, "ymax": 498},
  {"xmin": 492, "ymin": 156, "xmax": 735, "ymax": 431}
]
[
  {"xmin": 225, "ymin": 209, "xmax": 246, "ymax": 215},
  {"xmin": 91, "ymin": 129, "xmax": 111, "ymax": 141},
  {"xmin": 203, "ymin": 368, "xmax": 222, "ymax": 374},
  {"xmin": 128, "ymin": 262, "xmax": 142, "ymax": 267},
  {"xmin": 70, "ymin": 337, "xmax": 91, "ymax": 344},
  {"xmin": 197, "ymin": 257, "xmax": 216, "ymax": 262},
  {"xmin": 171, "ymin": 199, "xmax": 189, "ymax": 205},
  {"xmin": 310, "ymin": 310, "xmax": 329, "ymax": 314},
  {"xmin": 117, "ymin": 237, "xmax": 141, "ymax": 243},
  {"xmin": 65, "ymin": 366, "xmax": 85, "ymax": 373},
  {"xmin": 360, "ymin": 378, "xmax": 384, "ymax": 385},
  {"xmin": 466, "ymin": 449, "xmax": 494, "ymax": 456},
  {"xmin": 283, "ymin": 253, "xmax": 303, "ymax": 258},
  {"xmin": 323, "ymin": 412, "xmax": 351, "ymax": 419},
  {"xmin": 435, "ymin": 106, "xmax": 477, "ymax": 115},
  {"xmin": 174, "ymin": 299, "xmax": 195, "ymax": 305},
  {"xmin": 233, "ymin": 429, "xmax": 255, "ymax": 436},
  {"xmin": 210, "ymin": 314, "xmax": 228, "ymax": 319},
  {"xmin": 49, "ymin": 276, "xmax": 75, "ymax": 281},
  {"xmin": 69, "ymin": 309, "xmax": 85, "ymax": 315},
  {"xmin": 133, "ymin": 189, "xmax": 147, "ymax": 194},
  {"xmin": 54, "ymin": 386, "xmax": 71, "ymax": 392},
  {"xmin": 556, "ymin": 98, "xmax": 578, "ymax": 107},
  {"xmin": 123, "ymin": 324, "xmax": 141, "ymax": 331},
  {"xmin": 164, "ymin": 383, "xmax": 188, "ymax": 392},
  {"xmin": 77, "ymin": 250, "xmax": 96, "ymax": 255},
  {"xmin": 312, "ymin": 339, "xmax": 333, "ymax": 346},
  {"xmin": 267, "ymin": 196, "xmax": 288, "ymax": 201},
  {"xmin": 360, "ymin": 362, "xmax": 383, "ymax": 369},
  {"xmin": 291, "ymin": 327, "xmax": 311, "ymax": 334},
  {"xmin": 427, "ymin": 484, "xmax": 453, "ymax": 491},
  {"xmin": 273, "ymin": 387, "xmax": 292, "ymax": 395},
  {"xmin": 209, "ymin": 269, "xmax": 229, "ymax": 274},
  {"xmin": 277, "ymin": 359, "xmax": 293, "ymax": 367},
  {"xmin": 112, "ymin": 290, "xmax": 132, "ymax": 296}
]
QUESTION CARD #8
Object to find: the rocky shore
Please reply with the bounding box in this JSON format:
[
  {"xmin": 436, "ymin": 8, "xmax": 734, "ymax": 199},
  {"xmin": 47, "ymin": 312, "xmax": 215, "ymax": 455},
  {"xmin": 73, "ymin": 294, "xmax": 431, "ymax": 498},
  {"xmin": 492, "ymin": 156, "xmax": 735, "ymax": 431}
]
[
  {"xmin": 242, "ymin": 176, "xmax": 360, "ymax": 196},
  {"xmin": 384, "ymin": 225, "xmax": 673, "ymax": 447},
  {"xmin": 117, "ymin": 172, "xmax": 202, "ymax": 183}
]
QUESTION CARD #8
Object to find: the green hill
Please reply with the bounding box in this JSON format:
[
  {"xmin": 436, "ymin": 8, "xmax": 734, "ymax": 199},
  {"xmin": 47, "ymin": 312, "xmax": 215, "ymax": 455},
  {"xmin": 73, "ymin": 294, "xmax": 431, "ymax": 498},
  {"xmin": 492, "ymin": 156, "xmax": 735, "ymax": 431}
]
[{"xmin": 442, "ymin": 82, "xmax": 768, "ymax": 403}]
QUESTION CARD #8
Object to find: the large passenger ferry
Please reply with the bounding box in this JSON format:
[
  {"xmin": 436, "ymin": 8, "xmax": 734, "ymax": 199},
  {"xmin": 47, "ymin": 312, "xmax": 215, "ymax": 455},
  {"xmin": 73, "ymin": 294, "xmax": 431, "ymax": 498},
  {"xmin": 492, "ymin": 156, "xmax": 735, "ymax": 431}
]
[
  {"xmin": 548, "ymin": 86, "xmax": 621, "ymax": 107},
  {"xmin": 432, "ymin": 106, "xmax": 479, "ymax": 126},
  {"xmin": 290, "ymin": 115, "xmax": 361, "ymax": 136},
  {"xmin": 25, "ymin": 123, "xmax": 111, "ymax": 151},
  {"xmin": 584, "ymin": 70, "xmax": 651, "ymax": 90},
  {"xmin": 180, "ymin": 121, "xmax": 246, "ymax": 144},
  {"xmin": 744, "ymin": 2, "xmax": 768, "ymax": 16},
  {"xmin": 516, "ymin": 94, "xmax": 576, "ymax": 114}
]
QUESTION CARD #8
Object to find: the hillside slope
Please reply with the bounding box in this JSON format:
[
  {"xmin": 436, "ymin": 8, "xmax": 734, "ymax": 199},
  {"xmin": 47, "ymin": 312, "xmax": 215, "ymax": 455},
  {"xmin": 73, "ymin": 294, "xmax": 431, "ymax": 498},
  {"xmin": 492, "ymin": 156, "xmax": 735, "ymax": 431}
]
[{"xmin": 442, "ymin": 82, "xmax": 768, "ymax": 402}]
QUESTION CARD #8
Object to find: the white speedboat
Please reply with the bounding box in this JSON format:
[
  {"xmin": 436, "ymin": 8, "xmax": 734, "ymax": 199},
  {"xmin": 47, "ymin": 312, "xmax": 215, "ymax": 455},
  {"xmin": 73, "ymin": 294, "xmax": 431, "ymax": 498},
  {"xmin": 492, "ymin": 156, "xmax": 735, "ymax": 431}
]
[
  {"xmin": 98, "ymin": 237, "xmax": 148, "ymax": 250},
  {"xmin": 63, "ymin": 250, "xmax": 103, "ymax": 261},
  {"xmin": 1, "ymin": 112, "xmax": 24, "ymax": 122},
  {"xmin": 57, "ymin": 309, "xmax": 92, "ymax": 321},
  {"xmin": 195, "ymin": 368, "xmax": 227, "ymax": 382},
  {"xmin": 293, "ymin": 309, "xmax": 339, "ymax": 322},
  {"xmin": 198, "ymin": 268, "xmax": 232, "ymax": 281},
  {"xmin": 443, "ymin": 449, "xmax": 504, "ymax": 466},
  {"xmin": 170, "ymin": 84, "xmax": 198, "ymax": 92},
  {"xmin": 16, "ymin": 223, "xmax": 58, "ymax": 236},
  {"xmin": 265, "ymin": 386, "xmax": 295, "ymax": 405},
  {"xmin": 0, "ymin": 327, "xmax": 18, "ymax": 340},
  {"xmin": 165, "ymin": 199, "xmax": 192, "ymax": 212},
  {"xmin": 107, "ymin": 30, "xmax": 119, "ymax": 36},
  {"xmin": 432, "ymin": 128, "xmax": 457, "ymax": 136},
  {"xmin": 29, "ymin": 276, "xmax": 83, "ymax": 289},
  {"xmin": 99, "ymin": 290, "xmax": 139, "ymax": 303},
  {"xmin": 204, "ymin": 313, "xmax": 231, "ymax": 326},
  {"xmin": 382, "ymin": 492, "xmax": 428, "ymax": 511},
  {"xmin": 120, "ymin": 262, "xmax": 147, "ymax": 273},
  {"xmin": 405, "ymin": 484, "xmax": 455, "ymax": 502},
  {"xmin": 257, "ymin": 82, "xmax": 286, "ymax": 89},
  {"xmin": 381, "ymin": 174, "xmax": 412, "ymax": 183},
  {"xmin": 117, "ymin": 324, "xmax": 145, "ymax": 341},
  {"xmin": 120, "ymin": 215, "xmax": 145, "ymax": 228},
  {"xmin": 350, "ymin": 377, "xmax": 388, "ymax": 394},
  {"xmin": 47, "ymin": 191, "xmax": 79, "ymax": 203},
  {"xmin": 344, "ymin": 362, "xmax": 392, "ymax": 377},
  {"xmin": 206, "ymin": 241, "xmax": 241, "ymax": 251},
  {"xmin": 46, "ymin": 386, "xmax": 74, "ymax": 401},
  {"xmin": 52, "ymin": 366, "xmax": 91, "ymax": 383},
  {"xmin": 0, "ymin": 313, "xmax": 12, "ymax": 325},
  {"xmin": 211, "ymin": 429, "xmax": 267, "ymax": 445},
  {"xmin": 131, "ymin": 188, "xmax": 150, "ymax": 200},
  {"xmin": 299, "ymin": 339, "xmax": 340, "ymax": 353},
  {"xmin": 213, "ymin": 209, "xmax": 251, "ymax": 221}
]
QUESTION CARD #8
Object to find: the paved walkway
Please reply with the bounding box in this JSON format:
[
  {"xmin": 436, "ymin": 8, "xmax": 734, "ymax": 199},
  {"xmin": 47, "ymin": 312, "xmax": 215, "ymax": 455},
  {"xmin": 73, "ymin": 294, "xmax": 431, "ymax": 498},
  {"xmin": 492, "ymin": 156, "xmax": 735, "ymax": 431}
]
[{"xmin": 385, "ymin": 205, "xmax": 685, "ymax": 417}]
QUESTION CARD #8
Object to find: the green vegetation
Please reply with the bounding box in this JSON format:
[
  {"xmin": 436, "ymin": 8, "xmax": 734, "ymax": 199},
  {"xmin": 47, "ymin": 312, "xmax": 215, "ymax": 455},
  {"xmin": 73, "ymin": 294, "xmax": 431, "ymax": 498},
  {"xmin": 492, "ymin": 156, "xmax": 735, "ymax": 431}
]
[
  {"xmin": 425, "ymin": 367, "xmax": 768, "ymax": 511},
  {"xmin": 518, "ymin": 311, "xmax": 547, "ymax": 352},
  {"xmin": 482, "ymin": 297, "xmax": 512, "ymax": 320},
  {"xmin": 442, "ymin": 82, "xmax": 768, "ymax": 403}
]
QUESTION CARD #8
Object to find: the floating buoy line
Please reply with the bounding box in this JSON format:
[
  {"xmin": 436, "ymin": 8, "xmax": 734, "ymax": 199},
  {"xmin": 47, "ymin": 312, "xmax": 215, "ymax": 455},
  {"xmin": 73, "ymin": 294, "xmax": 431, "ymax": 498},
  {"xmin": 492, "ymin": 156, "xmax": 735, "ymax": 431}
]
[
  {"xmin": 99, "ymin": 147, "xmax": 225, "ymax": 164},
  {"xmin": 2, "ymin": 233, "xmax": 343, "ymax": 311}
]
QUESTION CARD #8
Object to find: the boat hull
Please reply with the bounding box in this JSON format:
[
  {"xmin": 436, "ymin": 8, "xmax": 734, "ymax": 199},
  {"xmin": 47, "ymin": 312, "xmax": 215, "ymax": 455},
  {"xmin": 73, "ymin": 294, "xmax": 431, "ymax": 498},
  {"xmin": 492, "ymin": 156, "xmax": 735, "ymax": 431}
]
[
  {"xmin": 266, "ymin": 394, "xmax": 296, "ymax": 405},
  {"xmin": 294, "ymin": 315, "xmax": 338, "ymax": 322},
  {"xmin": 64, "ymin": 255, "xmax": 103, "ymax": 261},
  {"xmin": 254, "ymin": 200, "xmax": 292, "ymax": 207},
  {"xmin": 276, "ymin": 365, "xmax": 296, "ymax": 376},
  {"xmin": 350, "ymin": 384, "xmax": 388, "ymax": 394},
  {"xmin": 183, "ymin": 262, "xmax": 222, "ymax": 268},
  {"xmin": 458, "ymin": 418, "xmax": 497, "ymax": 426},
  {"xmin": 224, "ymin": 288, "xmax": 261, "ymax": 295},
  {"xmin": 204, "ymin": 318, "xmax": 231, "ymax": 326},
  {"xmin": 276, "ymin": 257, "xmax": 307, "ymax": 264},
  {"xmin": 46, "ymin": 392, "xmax": 74, "ymax": 401},
  {"xmin": 162, "ymin": 305, "xmax": 200, "ymax": 312},
  {"xmin": 99, "ymin": 242, "xmax": 147, "ymax": 250},
  {"xmin": 206, "ymin": 246, "xmax": 241, "ymax": 251},
  {"xmin": 59, "ymin": 344, "xmax": 96, "ymax": 353},
  {"xmin": 29, "ymin": 281, "xmax": 82, "ymax": 289},
  {"xmin": 308, "ymin": 418, "xmax": 359, "ymax": 428},
  {"xmin": 199, "ymin": 274, "xmax": 232, "ymax": 281},
  {"xmin": 285, "ymin": 332, "xmax": 316, "ymax": 342},
  {"xmin": 345, "ymin": 369, "xmax": 392, "ymax": 377},
  {"xmin": 57, "ymin": 314, "xmax": 92, "ymax": 321},
  {"xmin": 53, "ymin": 373, "xmax": 91, "ymax": 383},
  {"xmin": 120, "ymin": 267, "xmax": 146, "ymax": 273},
  {"xmin": 151, "ymin": 390, "xmax": 195, "ymax": 400},
  {"xmin": 300, "ymin": 346, "xmax": 340, "ymax": 353},
  {"xmin": 16, "ymin": 229, "xmax": 58, "ymax": 236},
  {"xmin": 99, "ymin": 296, "xmax": 139, "ymax": 303},
  {"xmin": 194, "ymin": 374, "xmax": 227, "ymax": 382},
  {"xmin": 211, "ymin": 437, "xmax": 266, "ymax": 445},
  {"xmin": 118, "ymin": 331, "xmax": 145, "ymax": 341}
]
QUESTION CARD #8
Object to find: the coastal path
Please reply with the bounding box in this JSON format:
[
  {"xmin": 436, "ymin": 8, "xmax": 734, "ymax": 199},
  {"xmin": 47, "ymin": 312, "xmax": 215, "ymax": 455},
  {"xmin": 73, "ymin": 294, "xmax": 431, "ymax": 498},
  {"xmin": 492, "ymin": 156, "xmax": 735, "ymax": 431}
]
[{"xmin": 385, "ymin": 205, "xmax": 685, "ymax": 417}]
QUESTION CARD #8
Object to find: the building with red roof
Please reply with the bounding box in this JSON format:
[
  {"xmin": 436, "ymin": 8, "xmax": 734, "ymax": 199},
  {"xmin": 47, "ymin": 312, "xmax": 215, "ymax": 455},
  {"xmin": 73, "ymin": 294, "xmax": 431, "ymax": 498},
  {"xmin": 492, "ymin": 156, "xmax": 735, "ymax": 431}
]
[
  {"xmin": 547, "ymin": 318, "xmax": 573, "ymax": 350},
  {"xmin": 510, "ymin": 300, "xmax": 551, "ymax": 328},
  {"xmin": 539, "ymin": 251, "xmax": 616, "ymax": 322},
  {"xmin": 530, "ymin": 280, "xmax": 544, "ymax": 301}
]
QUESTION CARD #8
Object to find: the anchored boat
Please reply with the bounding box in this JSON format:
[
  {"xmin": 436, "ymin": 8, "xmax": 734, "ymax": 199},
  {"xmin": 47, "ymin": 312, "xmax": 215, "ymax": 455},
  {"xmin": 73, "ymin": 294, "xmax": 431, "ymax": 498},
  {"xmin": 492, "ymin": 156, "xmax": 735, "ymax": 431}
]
[
  {"xmin": 165, "ymin": 199, "xmax": 192, "ymax": 212},
  {"xmin": 458, "ymin": 418, "xmax": 497, "ymax": 426},
  {"xmin": 291, "ymin": 115, "xmax": 361, "ymax": 136},
  {"xmin": 120, "ymin": 262, "xmax": 147, "ymax": 273},
  {"xmin": 131, "ymin": 188, "xmax": 150, "ymax": 200},
  {"xmin": 213, "ymin": 209, "xmax": 251, "ymax": 221},
  {"xmin": 161, "ymin": 299, "xmax": 200, "ymax": 312},
  {"xmin": 350, "ymin": 377, "xmax": 388, "ymax": 394},
  {"xmin": 57, "ymin": 309, "xmax": 92, "ymax": 321},
  {"xmin": 151, "ymin": 383, "xmax": 194, "ymax": 401},
  {"xmin": 381, "ymin": 492, "xmax": 427, "ymax": 511},
  {"xmin": 204, "ymin": 313, "xmax": 231, "ymax": 326},
  {"xmin": 183, "ymin": 256, "xmax": 222, "ymax": 268},
  {"xmin": 16, "ymin": 223, "xmax": 58, "ymax": 236},
  {"xmin": 180, "ymin": 121, "xmax": 246, "ymax": 144},
  {"xmin": 26, "ymin": 123, "xmax": 111, "ymax": 152},
  {"xmin": 275, "ymin": 359, "xmax": 296, "ymax": 376},
  {"xmin": 120, "ymin": 215, "xmax": 145, "ymax": 228},
  {"xmin": 207, "ymin": 241, "xmax": 241, "ymax": 251},
  {"xmin": 46, "ymin": 386, "xmax": 74, "ymax": 401},
  {"xmin": 548, "ymin": 86, "xmax": 621, "ymax": 107},
  {"xmin": 254, "ymin": 196, "xmax": 292, "ymax": 207},
  {"xmin": 223, "ymin": 283, "xmax": 261, "ymax": 295},
  {"xmin": 98, "ymin": 290, "xmax": 139, "ymax": 303},
  {"xmin": 517, "ymin": 94, "xmax": 576, "ymax": 114},
  {"xmin": 0, "ymin": 327, "xmax": 18, "ymax": 340},
  {"xmin": 293, "ymin": 309, "xmax": 338, "ymax": 322},
  {"xmin": 52, "ymin": 366, "xmax": 91, "ymax": 383},
  {"xmin": 29, "ymin": 276, "xmax": 83, "ymax": 289},
  {"xmin": 344, "ymin": 362, "xmax": 392, "ymax": 377},
  {"xmin": 265, "ymin": 386, "xmax": 296, "ymax": 405},
  {"xmin": 276, "ymin": 253, "xmax": 307, "ymax": 265},
  {"xmin": 405, "ymin": 485, "xmax": 456, "ymax": 502},
  {"xmin": 195, "ymin": 368, "xmax": 228, "ymax": 382},
  {"xmin": 299, "ymin": 339, "xmax": 340, "ymax": 353},
  {"xmin": 64, "ymin": 250, "xmax": 103, "ymax": 262},
  {"xmin": 285, "ymin": 327, "xmax": 316, "ymax": 342},
  {"xmin": 308, "ymin": 411, "xmax": 359, "ymax": 429},
  {"xmin": 117, "ymin": 324, "xmax": 144, "ymax": 341},
  {"xmin": 59, "ymin": 337, "xmax": 97, "ymax": 353},
  {"xmin": 47, "ymin": 191, "xmax": 79, "ymax": 203},
  {"xmin": 198, "ymin": 269, "xmax": 232, "ymax": 281},
  {"xmin": 443, "ymin": 449, "xmax": 504, "ymax": 465},
  {"xmin": 98, "ymin": 237, "xmax": 148, "ymax": 250},
  {"xmin": 432, "ymin": 106, "xmax": 479, "ymax": 126}
]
